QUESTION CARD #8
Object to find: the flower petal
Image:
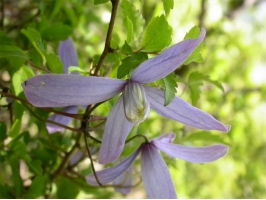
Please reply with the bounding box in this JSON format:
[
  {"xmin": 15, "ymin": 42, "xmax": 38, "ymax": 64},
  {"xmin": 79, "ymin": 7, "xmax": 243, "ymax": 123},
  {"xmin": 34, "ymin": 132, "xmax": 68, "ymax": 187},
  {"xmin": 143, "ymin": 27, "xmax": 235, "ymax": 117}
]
[
  {"xmin": 22, "ymin": 74, "xmax": 126, "ymax": 107},
  {"xmin": 86, "ymin": 146, "xmax": 141, "ymax": 186},
  {"xmin": 46, "ymin": 106, "xmax": 78, "ymax": 134},
  {"xmin": 145, "ymin": 86, "xmax": 230, "ymax": 132},
  {"xmin": 98, "ymin": 97, "xmax": 134, "ymax": 164},
  {"xmin": 141, "ymin": 144, "xmax": 177, "ymax": 199},
  {"xmin": 153, "ymin": 141, "xmax": 228, "ymax": 163},
  {"xmin": 152, "ymin": 132, "xmax": 176, "ymax": 143},
  {"xmin": 131, "ymin": 28, "xmax": 206, "ymax": 83},
  {"xmin": 58, "ymin": 37, "xmax": 79, "ymax": 74}
]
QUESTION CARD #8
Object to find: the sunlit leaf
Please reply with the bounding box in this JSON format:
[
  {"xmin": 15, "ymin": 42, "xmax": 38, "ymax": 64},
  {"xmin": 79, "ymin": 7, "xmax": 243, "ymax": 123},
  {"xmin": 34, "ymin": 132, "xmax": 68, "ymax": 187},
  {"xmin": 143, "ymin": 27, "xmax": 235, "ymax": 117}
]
[
  {"xmin": 0, "ymin": 45, "xmax": 28, "ymax": 60},
  {"xmin": 142, "ymin": 15, "xmax": 172, "ymax": 52},
  {"xmin": 163, "ymin": 73, "xmax": 177, "ymax": 106},
  {"xmin": 123, "ymin": 16, "xmax": 134, "ymax": 43},
  {"xmin": 9, "ymin": 119, "xmax": 22, "ymax": 138},
  {"xmin": 162, "ymin": 0, "xmax": 174, "ymax": 16},
  {"xmin": 45, "ymin": 54, "xmax": 63, "ymax": 74}
]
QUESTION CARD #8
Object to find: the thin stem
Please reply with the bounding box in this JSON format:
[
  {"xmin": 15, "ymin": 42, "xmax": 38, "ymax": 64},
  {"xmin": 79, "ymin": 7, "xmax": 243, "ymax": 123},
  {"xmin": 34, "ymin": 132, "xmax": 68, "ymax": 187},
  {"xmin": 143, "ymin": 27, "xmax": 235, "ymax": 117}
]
[
  {"xmin": 83, "ymin": 133, "xmax": 102, "ymax": 186},
  {"xmin": 126, "ymin": 134, "xmax": 149, "ymax": 143},
  {"xmin": 28, "ymin": 61, "xmax": 52, "ymax": 74},
  {"xmin": 22, "ymin": 103, "xmax": 83, "ymax": 133},
  {"xmin": 92, "ymin": 0, "xmax": 120, "ymax": 76}
]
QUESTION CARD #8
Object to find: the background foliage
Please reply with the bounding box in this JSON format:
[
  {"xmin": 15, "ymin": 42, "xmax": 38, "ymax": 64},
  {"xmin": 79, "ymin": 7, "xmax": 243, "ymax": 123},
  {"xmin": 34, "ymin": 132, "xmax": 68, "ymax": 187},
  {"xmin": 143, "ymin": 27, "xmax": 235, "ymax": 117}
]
[{"xmin": 0, "ymin": 0, "xmax": 266, "ymax": 198}]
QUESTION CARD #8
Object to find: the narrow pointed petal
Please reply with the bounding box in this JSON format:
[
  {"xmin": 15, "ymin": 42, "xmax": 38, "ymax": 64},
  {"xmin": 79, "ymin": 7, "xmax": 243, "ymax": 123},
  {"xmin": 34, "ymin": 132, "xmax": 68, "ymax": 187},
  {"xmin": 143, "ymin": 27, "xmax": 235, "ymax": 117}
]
[
  {"xmin": 98, "ymin": 97, "xmax": 134, "ymax": 164},
  {"xmin": 86, "ymin": 147, "xmax": 141, "ymax": 185},
  {"xmin": 145, "ymin": 86, "xmax": 230, "ymax": 132},
  {"xmin": 22, "ymin": 74, "xmax": 126, "ymax": 107},
  {"xmin": 141, "ymin": 144, "xmax": 177, "ymax": 199},
  {"xmin": 131, "ymin": 28, "xmax": 206, "ymax": 83},
  {"xmin": 152, "ymin": 141, "xmax": 229, "ymax": 163},
  {"xmin": 114, "ymin": 166, "xmax": 133, "ymax": 195},
  {"xmin": 58, "ymin": 37, "xmax": 79, "ymax": 74},
  {"xmin": 46, "ymin": 106, "xmax": 78, "ymax": 134},
  {"xmin": 152, "ymin": 132, "xmax": 176, "ymax": 143}
]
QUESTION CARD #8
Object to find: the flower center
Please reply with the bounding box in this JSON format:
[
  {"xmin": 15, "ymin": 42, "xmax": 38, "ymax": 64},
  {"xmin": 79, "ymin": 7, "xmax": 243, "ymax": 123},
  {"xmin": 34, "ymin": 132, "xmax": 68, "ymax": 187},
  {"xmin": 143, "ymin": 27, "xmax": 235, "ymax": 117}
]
[{"xmin": 123, "ymin": 82, "xmax": 150, "ymax": 125}]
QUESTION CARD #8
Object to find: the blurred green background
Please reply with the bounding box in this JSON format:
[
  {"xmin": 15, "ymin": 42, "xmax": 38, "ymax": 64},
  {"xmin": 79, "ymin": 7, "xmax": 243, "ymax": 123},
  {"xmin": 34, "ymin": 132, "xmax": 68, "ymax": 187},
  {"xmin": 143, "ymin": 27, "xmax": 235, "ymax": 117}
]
[{"xmin": 0, "ymin": 0, "xmax": 266, "ymax": 198}]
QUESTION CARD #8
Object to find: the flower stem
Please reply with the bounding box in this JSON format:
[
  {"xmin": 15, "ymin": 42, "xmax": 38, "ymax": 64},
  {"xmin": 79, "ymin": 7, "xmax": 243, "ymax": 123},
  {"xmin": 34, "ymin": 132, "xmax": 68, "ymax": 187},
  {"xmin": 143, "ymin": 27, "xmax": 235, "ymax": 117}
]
[
  {"xmin": 126, "ymin": 134, "xmax": 149, "ymax": 143},
  {"xmin": 92, "ymin": 0, "xmax": 120, "ymax": 76}
]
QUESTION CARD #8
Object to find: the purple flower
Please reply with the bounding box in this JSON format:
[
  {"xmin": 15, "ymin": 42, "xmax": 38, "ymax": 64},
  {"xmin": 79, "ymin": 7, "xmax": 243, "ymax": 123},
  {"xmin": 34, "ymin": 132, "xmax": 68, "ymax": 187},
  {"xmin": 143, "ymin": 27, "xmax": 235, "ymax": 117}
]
[
  {"xmin": 22, "ymin": 28, "xmax": 229, "ymax": 163},
  {"xmin": 46, "ymin": 37, "xmax": 79, "ymax": 133},
  {"xmin": 86, "ymin": 132, "xmax": 229, "ymax": 199}
]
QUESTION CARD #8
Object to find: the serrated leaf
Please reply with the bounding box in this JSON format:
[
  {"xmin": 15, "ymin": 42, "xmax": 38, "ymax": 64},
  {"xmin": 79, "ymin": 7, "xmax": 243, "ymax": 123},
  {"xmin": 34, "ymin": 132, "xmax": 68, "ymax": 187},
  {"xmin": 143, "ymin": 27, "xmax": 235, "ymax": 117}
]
[
  {"xmin": 121, "ymin": 0, "xmax": 145, "ymax": 38},
  {"xmin": 117, "ymin": 52, "xmax": 148, "ymax": 79},
  {"xmin": 9, "ymin": 119, "xmax": 22, "ymax": 138},
  {"xmin": 121, "ymin": 41, "xmax": 133, "ymax": 54},
  {"xmin": 183, "ymin": 26, "xmax": 204, "ymax": 65},
  {"xmin": 0, "ymin": 122, "xmax": 7, "ymax": 142},
  {"xmin": 41, "ymin": 24, "xmax": 73, "ymax": 41},
  {"xmin": 123, "ymin": 16, "xmax": 134, "ymax": 43},
  {"xmin": 163, "ymin": 73, "xmax": 177, "ymax": 106},
  {"xmin": 142, "ymin": 15, "xmax": 172, "ymax": 52},
  {"xmin": 94, "ymin": 0, "xmax": 109, "ymax": 5},
  {"xmin": 45, "ymin": 54, "xmax": 63, "ymax": 74},
  {"xmin": 0, "ymin": 44, "xmax": 28, "ymax": 60},
  {"xmin": 162, "ymin": 0, "xmax": 174, "ymax": 16},
  {"xmin": 28, "ymin": 160, "xmax": 43, "ymax": 175},
  {"xmin": 25, "ymin": 175, "xmax": 48, "ymax": 198}
]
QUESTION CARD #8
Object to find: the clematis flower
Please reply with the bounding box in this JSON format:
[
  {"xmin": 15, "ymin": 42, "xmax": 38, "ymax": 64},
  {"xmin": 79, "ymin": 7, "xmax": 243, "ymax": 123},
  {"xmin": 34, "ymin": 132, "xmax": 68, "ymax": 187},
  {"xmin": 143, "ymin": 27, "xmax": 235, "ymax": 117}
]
[
  {"xmin": 86, "ymin": 132, "xmax": 229, "ymax": 199},
  {"xmin": 46, "ymin": 37, "xmax": 79, "ymax": 133},
  {"xmin": 22, "ymin": 28, "xmax": 230, "ymax": 164}
]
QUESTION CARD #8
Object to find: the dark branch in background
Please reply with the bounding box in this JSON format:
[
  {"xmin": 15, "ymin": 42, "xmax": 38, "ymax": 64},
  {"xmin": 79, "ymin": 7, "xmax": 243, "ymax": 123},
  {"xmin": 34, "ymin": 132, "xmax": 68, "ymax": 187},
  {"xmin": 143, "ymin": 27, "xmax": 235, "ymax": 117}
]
[
  {"xmin": 198, "ymin": 0, "xmax": 206, "ymax": 28},
  {"xmin": 0, "ymin": 0, "xmax": 4, "ymax": 31},
  {"xmin": 92, "ymin": 0, "xmax": 120, "ymax": 76}
]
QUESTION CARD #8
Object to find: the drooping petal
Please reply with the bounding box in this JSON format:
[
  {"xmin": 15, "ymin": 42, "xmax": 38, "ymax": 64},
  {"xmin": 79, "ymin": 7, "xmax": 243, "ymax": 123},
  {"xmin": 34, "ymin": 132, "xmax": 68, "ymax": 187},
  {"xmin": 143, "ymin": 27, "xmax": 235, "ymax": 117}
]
[
  {"xmin": 131, "ymin": 28, "xmax": 206, "ymax": 84},
  {"xmin": 46, "ymin": 106, "xmax": 78, "ymax": 134},
  {"xmin": 58, "ymin": 37, "xmax": 79, "ymax": 74},
  {"xmin": 145, "ymin": 86, "xmax": 230, "ymax": 132},
  {"xmin": 141, "ymin": 144, "xmax": 177, "ymax": 199},
  {"xmin": 123, "ymin": 82, "xmax": 150, "ymax": 125},
  {"xmin": 86, "ymin": 146, "xmax": 141, "ymax": 186},
  {"xmin": 113, "ymin": 166, "xmax": 133, "ymax": 195},
  {"xmin": 152, "ymin": 132, "xmax": 176, "ymax": 143},
  {"xmin": 22, "ymin": 74, "xmax": 126, "ymax": 107},
  {"xmin": 98, "ymin": 96, "xmax": 134, "ymax": 164},
  {"xmin": 152, "ymin": 141, "xmax": 229, "ymax": 163}
]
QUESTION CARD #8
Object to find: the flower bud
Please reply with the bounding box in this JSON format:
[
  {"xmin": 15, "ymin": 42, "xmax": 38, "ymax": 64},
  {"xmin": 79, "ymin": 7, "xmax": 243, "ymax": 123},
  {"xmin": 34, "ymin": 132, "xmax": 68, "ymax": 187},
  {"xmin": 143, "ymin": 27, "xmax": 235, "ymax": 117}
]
[{"xmin": 123, "ymin": 82, "xmax": 150, "ymax": 125}]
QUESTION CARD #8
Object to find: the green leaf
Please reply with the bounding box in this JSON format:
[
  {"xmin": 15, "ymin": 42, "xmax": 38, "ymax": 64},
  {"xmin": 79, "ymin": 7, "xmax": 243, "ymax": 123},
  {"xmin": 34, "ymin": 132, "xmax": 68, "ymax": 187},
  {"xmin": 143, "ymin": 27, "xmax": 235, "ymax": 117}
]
[
  {"xmin": 94, "ymin": 0, "xmax": 109, "ymax": 5},
  {"xmin": 10, "ymin": 156, "xmax": 23, "ymax": 197},
  {"xmin": 0, "ymin": 44, "xmax": 28, "ymax": 60},
  {"xmin": 123, "ymin": 17, "xmax": 134, "ymax": 43},
  {"xmin": 188, "ymin": 71, "xmax": 224, "ymax": 105},
  {"xmin": 28, "ymin": 160, "xmax": 43, "ymax": 175},
  {"xmin": 50, "ymin": 0, "xmax": 65, "ymax": 18},
  {"xmin": 183, "ymin": 26, "xmax": 204, "ymax": 65},
  {"xmin": 0, "ymin": 184, "xmax": 13, "ymax": 198},
  {"xmin": 68, "ymin": 66, "xmax": 87, "ymax": 75},
  {"xmin": 117, "ymin": 52, "xmax": 148, "ymax": 79},
  {"xmin": 9, "ymin": 119, "xmax": 22, "ymax": 138},
  {"xmin": 0, "ymin": 33, "xmax": 15, "ymax": 45},
  {"xmin": 25, "ymin": 175, "xmax": 48, "ymax": 198},
  {"xmin": 0, "ymin": 122, "xmax": 7, "ymax": 143},
  {"xmin": 162, "ymin": 0, "xmax": 174, "ymax": 16},
  {"xmin": 41, "ymin": 24, "xmax": 73, "ymax": 41},
  {"xmin": 45, "ymin": 54, "xmax": 63, "ymax": 74},
  {"xmin": 12, "ymin": 65, "xmax": 34, "ymax": 96},
  {"xmin": 21, "ymin": 28, "xmax": 45, "ymax": 60},
  {"xmin": 121, "ymin": 0, "xmax": 145, "ymax": 38},
  {"xmin": 163, "ymin": 73, "xmax": 177, "ymax": 106},
  {"xmin": 55, "ymin": 176, "xmax": 79, "ymax": 198},
  {"xmin": 120, "ymin": 41, "xmax": 133, "ymax": 54},
  {"xmin": 142, "ymin": 15, "xmax": 172, "ymax": 52}
]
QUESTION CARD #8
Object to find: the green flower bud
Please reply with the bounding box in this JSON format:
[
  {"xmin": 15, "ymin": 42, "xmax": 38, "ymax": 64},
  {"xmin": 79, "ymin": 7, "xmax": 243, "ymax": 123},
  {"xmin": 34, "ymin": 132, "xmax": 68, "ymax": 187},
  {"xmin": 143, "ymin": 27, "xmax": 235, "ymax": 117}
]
[{"xmin": 123, "ymin": 82, "xmax": 150, "ymax": 125}]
